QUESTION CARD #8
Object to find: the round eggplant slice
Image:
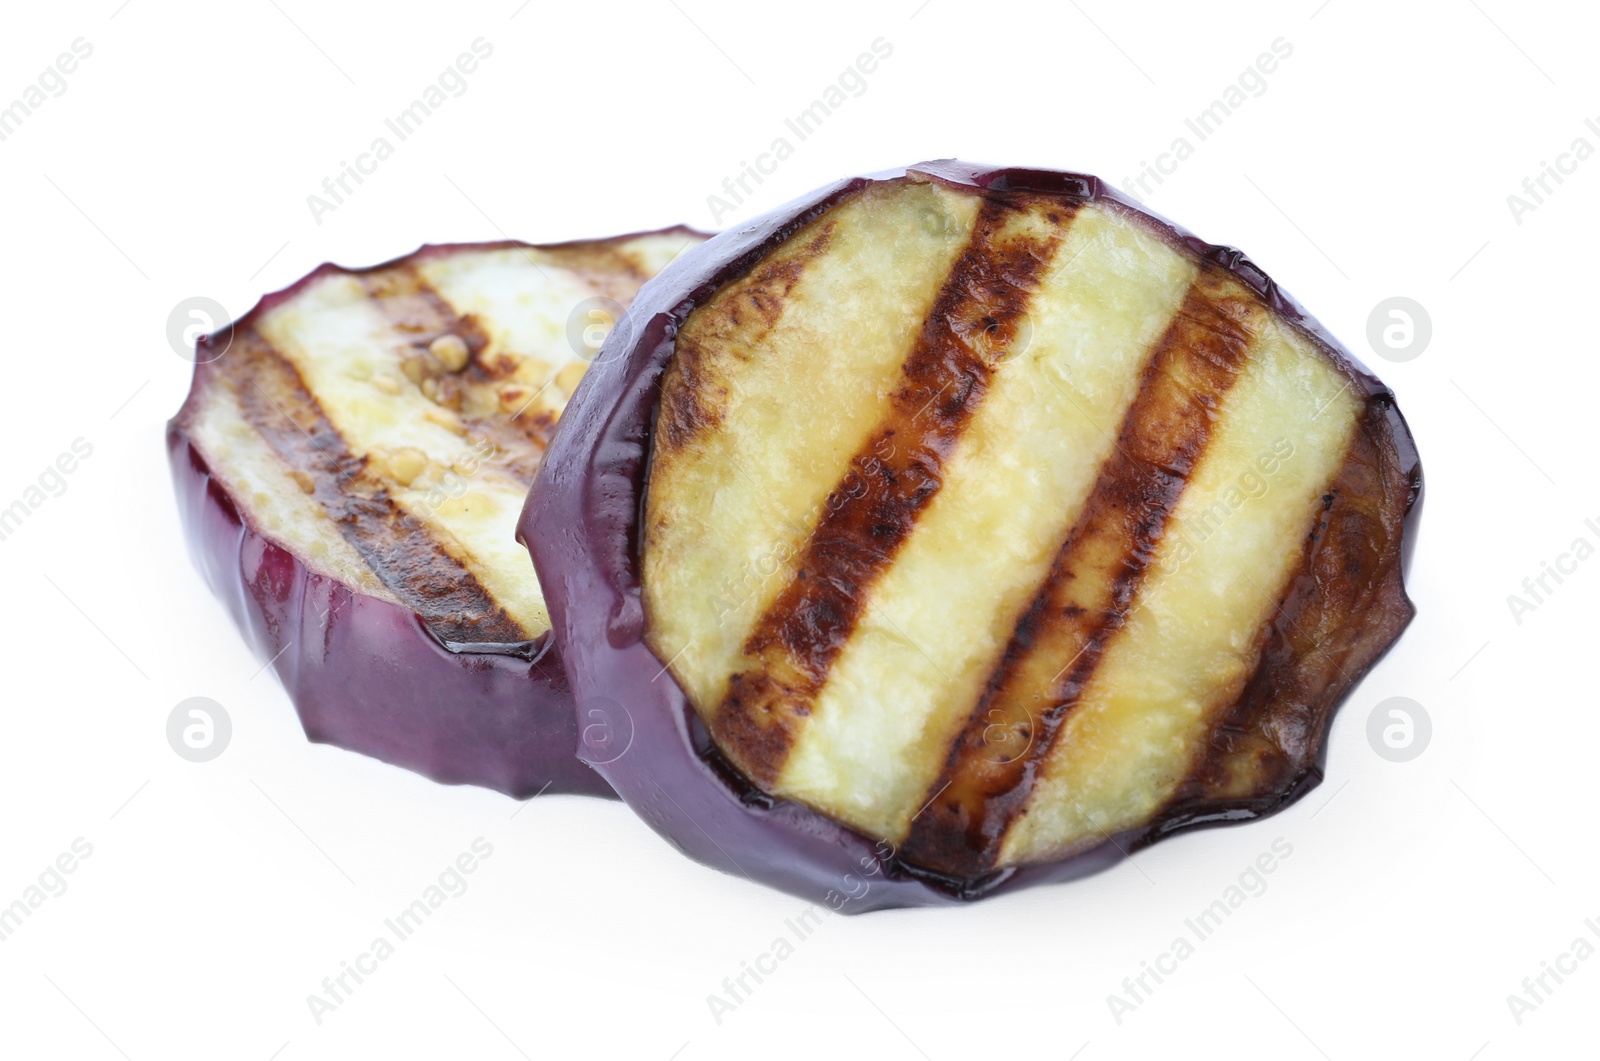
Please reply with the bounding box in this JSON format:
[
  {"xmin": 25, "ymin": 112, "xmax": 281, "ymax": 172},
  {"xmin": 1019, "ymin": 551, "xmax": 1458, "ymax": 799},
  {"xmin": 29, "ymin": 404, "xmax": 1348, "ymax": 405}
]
[
  {"xmin": 169, "ymin": 228, "xmax": 706, "ymax": 798},
  {"xmin": 521, "ymin": 162, "xmax": 1422, "ymax": 909}
]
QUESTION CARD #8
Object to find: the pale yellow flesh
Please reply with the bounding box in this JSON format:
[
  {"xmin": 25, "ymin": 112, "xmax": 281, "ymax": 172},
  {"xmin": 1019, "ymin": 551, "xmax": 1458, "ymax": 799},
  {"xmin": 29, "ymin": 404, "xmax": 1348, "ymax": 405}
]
[
  {"xmin": 230, "ymin": 237, "xmax": 699, "ymax": 638},
  {"xmin": 188, "ymin": 377, "xmax": 392, "ymax": 599},
  {"xmin": 642, "ymin": 179, "xmax": 1363, "ymax": 867},
  {"xmin": 258, "ymin": 273, "xmax": 550, "ymax": 634},
  {"xmin": 416, "ymin": 250, "xmax": 604, "ymax": 379},
  {"xmin": 411, "ymin": 235, "xmax": 699, "ymax": 371},
  {"xmin": 1001, "ymin": 320, "xmax": 1359, "ymax": 864},
  {"xmin": 779, "ymin": 205, "xmax": 1199, "ymax": 840},
  {"xmin": 642, "ymin": 182, "xmax": 981, "ymax": 716}
]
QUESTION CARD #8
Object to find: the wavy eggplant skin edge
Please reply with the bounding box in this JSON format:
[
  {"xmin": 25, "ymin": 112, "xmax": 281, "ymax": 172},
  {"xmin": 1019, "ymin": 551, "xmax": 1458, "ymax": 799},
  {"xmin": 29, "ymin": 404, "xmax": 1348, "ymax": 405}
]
[
  {"xmin": 520, "ymin": 163, "xmax": 1423, "ymax": 910},
  {"xmin": 164, "ymin": 230, "xmax": 712, "ymax": 800},
  {"xmin": 169, "ymin": 429, "xmax": 615, "ymax": 797}
]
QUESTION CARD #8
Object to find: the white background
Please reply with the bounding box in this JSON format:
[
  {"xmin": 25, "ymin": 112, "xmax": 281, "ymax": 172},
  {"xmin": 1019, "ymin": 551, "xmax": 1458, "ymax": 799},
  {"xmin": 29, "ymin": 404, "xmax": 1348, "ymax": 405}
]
[{"xmin": 0, "ymin": 1, "xmax": 1593, "ymax": 1058}]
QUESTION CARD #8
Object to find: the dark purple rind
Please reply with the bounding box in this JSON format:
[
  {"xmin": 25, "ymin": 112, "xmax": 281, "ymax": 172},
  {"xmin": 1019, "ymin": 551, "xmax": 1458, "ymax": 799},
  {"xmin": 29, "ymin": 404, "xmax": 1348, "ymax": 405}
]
[
  {"xmin": 166, "ymin": 229, "xmax": 710, "ymax": 800},
  {"xmin": 168, "ymin": 429, "xmax": 612, "ymax": 798},
  {"xmin": 520, "ymin": 163, "xmax": 1423, "ymax": 909}
]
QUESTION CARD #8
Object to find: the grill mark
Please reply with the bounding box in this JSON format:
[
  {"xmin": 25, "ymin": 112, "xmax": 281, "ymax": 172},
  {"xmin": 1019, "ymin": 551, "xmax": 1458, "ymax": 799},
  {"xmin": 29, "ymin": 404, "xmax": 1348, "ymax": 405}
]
[
  {"xmin": 707, "ymin": 196, "xmax": 1070, "ymax": 787},
  {"xmin": 360, "ymin": 265, "xmax": 493, "ymax": 356},
  {"xmin": 900, "ymin": 268, "xmax": 1263, "ymax": 877},
  {"xmin": 361, "ymin": 264, "xmax": 553, "ymax": 478},
  {"xmin": 656, "ymin": 222, "xmax": 838, "ymax": 455},
  {"xmin": 545, "ymin": 240, "xmax": 653, "ymax": 297},
  {"xmin": 225, "ymin": 325, "xmax": 528, "ymax": 645},
  {"xmin": 1158, "ymin": 395, "xmax": 1413, "ymax": 821}
]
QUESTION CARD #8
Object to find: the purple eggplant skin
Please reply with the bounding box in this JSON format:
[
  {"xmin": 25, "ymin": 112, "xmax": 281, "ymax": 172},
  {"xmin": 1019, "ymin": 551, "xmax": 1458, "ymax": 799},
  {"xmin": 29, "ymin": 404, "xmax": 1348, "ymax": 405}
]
[
  {"xmin": 164, "ymin": 233, "xmax": 707, "ymax": 801},
  {"xmin": 168, "ymin": 431, "xmax": 611, "ymax": 798},
  {"xmin": 519, "ymin": 161, "xmax": 1424, "ymax": 910}
]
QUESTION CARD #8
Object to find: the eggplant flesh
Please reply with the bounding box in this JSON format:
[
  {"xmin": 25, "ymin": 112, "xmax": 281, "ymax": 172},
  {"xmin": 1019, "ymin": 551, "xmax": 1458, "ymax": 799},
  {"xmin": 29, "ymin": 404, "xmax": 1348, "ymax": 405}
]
[
  {"xmin": 169, "ymin": 230, "xmax": 705, "ymax": 798},
  {"xmin": 523, "ymin": 163, "xmax": 1420, "ymax": 904}
]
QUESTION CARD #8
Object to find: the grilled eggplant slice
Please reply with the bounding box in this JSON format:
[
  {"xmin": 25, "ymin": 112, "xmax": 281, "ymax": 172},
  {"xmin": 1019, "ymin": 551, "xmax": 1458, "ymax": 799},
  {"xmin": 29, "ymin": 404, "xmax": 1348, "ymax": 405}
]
[
  {"xmin": 522, "ymin": 163, "xmax": 1421, "ymax": 907},
  {"xmin": 169, "ymin": 229, "xmax": 705, "ymax": 798}
]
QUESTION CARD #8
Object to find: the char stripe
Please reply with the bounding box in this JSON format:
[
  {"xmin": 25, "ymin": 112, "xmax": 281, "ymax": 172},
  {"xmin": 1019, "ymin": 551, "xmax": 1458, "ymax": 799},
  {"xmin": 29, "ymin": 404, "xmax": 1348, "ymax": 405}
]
[
  {"xmin": 361, "ymin": 264, "xmax": 551, "ymax": 479},
  {"xmin": 359, "ymin": 265, "xmax": 492, "ymax": 355},
  {"xmin": 900, "ymin": 268, "xmax": 1262, "ymax": 877},
  {"xmin": 1158, "ymin": 395, "xmax": 1414, "ymax": 821},
  {"xmin": 709, "ymin": 196, "xmax": 1073, "ymax": 787},
  {"xmin": 227, "ymin": 325, "xmax": 527, "ymax": 645}
]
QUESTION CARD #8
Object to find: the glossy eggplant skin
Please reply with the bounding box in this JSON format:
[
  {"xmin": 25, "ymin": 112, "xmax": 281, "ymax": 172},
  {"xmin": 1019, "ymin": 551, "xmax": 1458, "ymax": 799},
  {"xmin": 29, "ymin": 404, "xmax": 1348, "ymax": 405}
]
[
  {"xmin": 169, "ymin": 430, "xmax": 610, "ymax": 797},
  {"xmin": 520, "ymin": 162, "xmax": 1423, "ymax": 909}
]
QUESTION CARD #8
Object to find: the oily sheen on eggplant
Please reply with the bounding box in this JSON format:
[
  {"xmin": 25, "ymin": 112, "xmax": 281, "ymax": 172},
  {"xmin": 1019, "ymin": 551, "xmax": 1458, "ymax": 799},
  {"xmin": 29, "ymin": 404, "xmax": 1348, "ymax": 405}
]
[
  {"xmin": 169, "ymin": 228, "xmax": 705, "ymax": 798},
  {"xmin": 521, "ymin": 162, "xmax": 1422, "ymax": 909}
]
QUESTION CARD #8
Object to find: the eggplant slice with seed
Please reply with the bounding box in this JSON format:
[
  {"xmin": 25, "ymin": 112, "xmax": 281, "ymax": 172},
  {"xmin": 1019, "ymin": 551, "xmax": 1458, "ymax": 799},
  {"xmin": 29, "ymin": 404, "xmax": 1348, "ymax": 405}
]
[
  {"xmin": 169, "ymin": 228, "xmax": 706, "ymax": 798},
  {"xmin": 521, "ymin": 162, "xmax": 1421, "ymax": 907}
]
